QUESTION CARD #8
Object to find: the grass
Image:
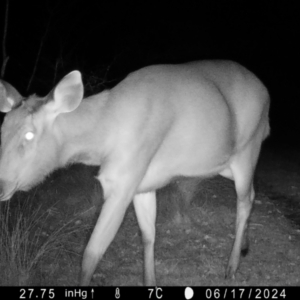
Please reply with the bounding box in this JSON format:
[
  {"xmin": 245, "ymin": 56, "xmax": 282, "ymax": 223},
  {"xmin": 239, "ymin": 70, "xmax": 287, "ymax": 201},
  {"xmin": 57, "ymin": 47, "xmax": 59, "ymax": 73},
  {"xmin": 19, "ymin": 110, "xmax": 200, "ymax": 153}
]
[
  {"xmin": 0, "ymin": 192, "xmax": 89, "ymax": 285},
  {"xmin": 0, "ymin": 164, "xmax": 101, "ymax": 286}
]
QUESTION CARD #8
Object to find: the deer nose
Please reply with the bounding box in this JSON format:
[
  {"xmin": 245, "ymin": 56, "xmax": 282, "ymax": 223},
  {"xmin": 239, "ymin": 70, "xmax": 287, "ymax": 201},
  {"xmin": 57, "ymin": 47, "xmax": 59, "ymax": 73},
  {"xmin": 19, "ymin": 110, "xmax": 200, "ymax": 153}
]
[
  {"xmin": 0, "ymin": 179, "xmax": 8, "ymax": 200},
  {"xmin": 0, "ymin": 179, "xmax": 4, "ymax": 194}
]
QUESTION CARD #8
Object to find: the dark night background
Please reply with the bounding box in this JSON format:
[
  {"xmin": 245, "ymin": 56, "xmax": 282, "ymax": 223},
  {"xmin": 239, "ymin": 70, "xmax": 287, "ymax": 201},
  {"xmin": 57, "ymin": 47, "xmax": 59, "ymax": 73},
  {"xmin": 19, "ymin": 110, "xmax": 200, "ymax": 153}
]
[{"xmin": 0, "ymin": 1, "xmax": 300, "ymax": 146}]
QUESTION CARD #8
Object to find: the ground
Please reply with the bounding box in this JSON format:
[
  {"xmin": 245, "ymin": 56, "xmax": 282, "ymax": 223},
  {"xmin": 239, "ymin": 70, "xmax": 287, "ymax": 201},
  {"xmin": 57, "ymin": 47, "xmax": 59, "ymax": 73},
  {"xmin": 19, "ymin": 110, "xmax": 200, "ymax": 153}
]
[{"xmin": 1, "ymin": 140, "xmax": 300, "ymax": 286}]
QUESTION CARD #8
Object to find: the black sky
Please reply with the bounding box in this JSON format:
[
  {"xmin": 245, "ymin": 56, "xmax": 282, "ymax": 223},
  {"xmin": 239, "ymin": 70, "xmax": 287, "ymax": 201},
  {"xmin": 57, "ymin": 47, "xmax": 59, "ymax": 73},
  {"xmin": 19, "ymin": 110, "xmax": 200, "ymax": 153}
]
[{"xmin": 1, "ymin": 1, "xmax": 300, "ymax": 143}]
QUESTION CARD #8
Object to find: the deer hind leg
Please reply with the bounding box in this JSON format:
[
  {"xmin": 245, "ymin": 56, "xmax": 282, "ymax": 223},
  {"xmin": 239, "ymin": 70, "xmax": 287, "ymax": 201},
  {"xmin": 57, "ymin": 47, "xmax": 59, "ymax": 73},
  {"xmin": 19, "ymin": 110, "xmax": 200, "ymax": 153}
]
[
  {"xmin": 224, "ymin": 136, "xmax": 263, "ymax": 279},
  {"xmin": 133, "ymin": 192, "xmax": 157, "ymax": 286}
]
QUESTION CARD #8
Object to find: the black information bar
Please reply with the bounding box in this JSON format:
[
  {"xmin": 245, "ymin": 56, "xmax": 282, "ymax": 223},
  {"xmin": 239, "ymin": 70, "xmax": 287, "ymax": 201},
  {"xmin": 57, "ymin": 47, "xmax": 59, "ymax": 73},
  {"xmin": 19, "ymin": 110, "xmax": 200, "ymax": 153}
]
[{"xmin": 1, "ymin": 286, "xmax": 295, "ymax": 300}]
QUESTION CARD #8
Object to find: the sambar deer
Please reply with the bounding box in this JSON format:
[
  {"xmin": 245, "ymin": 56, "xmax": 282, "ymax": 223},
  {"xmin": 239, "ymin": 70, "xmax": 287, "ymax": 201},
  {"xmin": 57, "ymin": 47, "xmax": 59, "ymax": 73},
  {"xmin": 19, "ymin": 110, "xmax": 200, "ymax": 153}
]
[{"xmin": 0, "ymin": 61, "xmax": 270, "ymax": 285}]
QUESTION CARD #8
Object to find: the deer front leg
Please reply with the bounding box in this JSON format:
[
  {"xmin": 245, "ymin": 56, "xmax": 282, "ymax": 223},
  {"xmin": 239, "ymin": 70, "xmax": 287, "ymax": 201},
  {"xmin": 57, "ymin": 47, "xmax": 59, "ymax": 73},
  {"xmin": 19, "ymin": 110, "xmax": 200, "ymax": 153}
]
[
  {"xmin": 133, "ymin": 192, "xmax": 157, "ymax": 286},
  {"xmin": 80, "ymin": 175, "xmax": 136, "ymax": 286}
]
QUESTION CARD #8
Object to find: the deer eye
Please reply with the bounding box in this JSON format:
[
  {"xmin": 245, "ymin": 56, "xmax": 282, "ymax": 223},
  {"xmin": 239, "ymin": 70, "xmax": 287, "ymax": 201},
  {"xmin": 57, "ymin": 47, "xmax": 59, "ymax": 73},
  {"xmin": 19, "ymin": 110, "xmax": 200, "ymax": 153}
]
[{"xmin": 25, "ymin": 131, "xmax": 35, "ymax": 141}]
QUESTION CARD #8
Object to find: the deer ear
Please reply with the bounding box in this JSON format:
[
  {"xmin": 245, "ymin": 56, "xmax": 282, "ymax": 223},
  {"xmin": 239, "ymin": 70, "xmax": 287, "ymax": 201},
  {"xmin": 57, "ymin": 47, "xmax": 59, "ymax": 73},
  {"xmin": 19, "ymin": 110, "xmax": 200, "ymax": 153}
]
[
  {"xmin": 0, "ymin": 80, "xmax": 23, "ymax": 113},
  {"xmin": 46, "ymin": 71, "xmax": 83, "ymax": 116}
]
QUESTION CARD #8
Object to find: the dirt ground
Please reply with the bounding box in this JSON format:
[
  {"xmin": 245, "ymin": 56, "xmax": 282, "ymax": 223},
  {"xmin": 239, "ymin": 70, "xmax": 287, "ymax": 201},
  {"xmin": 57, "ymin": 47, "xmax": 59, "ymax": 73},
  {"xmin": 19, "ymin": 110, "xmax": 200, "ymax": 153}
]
[{"xmin": 1, "ymin": 139, "xmax": 300, "ymax": 286}]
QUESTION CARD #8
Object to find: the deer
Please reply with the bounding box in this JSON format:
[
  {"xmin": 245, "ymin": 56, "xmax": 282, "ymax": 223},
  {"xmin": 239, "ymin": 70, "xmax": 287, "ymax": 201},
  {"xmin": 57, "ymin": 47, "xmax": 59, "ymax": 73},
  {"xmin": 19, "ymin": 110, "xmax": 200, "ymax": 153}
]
[{"xmin": 0, "ymin": 60, "xmax": 270, "ymax": 285}]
